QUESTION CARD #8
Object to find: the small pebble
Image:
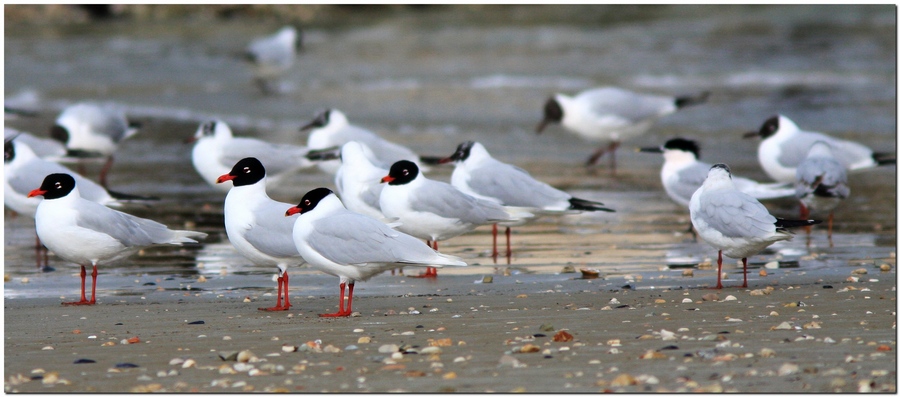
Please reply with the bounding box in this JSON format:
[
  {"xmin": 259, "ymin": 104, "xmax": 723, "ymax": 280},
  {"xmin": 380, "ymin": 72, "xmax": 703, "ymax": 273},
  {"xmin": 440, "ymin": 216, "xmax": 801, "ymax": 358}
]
[
  {"xmin": 682, "ymin": 298, "xmax": 693, "ymax": 303},
  {"xmin": 358, "ymin": 336, "xmax": 372, "ymax": 344},
  {"xmin": 378, "ymin": 344, "xmax": 399, "ymax": 353},
  {"xmin": 41, "ymin": 346, "xmax": 54, "ymax": 351}
]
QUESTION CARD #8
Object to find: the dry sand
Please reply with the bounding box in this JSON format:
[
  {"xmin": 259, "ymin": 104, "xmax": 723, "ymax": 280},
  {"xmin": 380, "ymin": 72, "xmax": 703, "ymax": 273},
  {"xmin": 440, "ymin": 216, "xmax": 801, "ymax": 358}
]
[{"xmin": 4, "ymin": 258, "xmax": 896, "ymax": 393}]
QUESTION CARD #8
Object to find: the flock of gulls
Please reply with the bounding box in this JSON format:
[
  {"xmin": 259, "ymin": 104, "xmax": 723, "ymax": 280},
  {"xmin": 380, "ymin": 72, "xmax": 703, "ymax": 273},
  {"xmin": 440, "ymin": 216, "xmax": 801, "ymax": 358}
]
[{"xmin": 5, "ymin": 25, "xmax": 895, "ymax": 315}]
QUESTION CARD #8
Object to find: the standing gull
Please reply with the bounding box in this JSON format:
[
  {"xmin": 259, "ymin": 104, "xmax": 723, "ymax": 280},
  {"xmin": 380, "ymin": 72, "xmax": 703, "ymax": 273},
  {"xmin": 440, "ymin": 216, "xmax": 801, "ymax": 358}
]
[
  {"xmin": 689, "ymin": 164, "xmax": 819, "ymax": 289},
  {"xmin": 439, "ymin": 140, "xmax": 614, "ymax": 263},
  {"xmin": 795, "ymin": 141, "xmax": 850, "ymax": 244},
  {"xmin": 536, "ymin": 86, "xmax": 709, "ymax": 172},
  {"xmin": 28, "ymin": 173, "xmax": 206, "ymax": 305},
  {"xmin": 639, "ymin": 137, "xmax": 795, "ymax": 238},
  {"xmin": 286, "ymin": 187, "xmax": 466, "ymax": 317},
  {"xmin": 50, "ymin": 102, "xmax": 140, "ymax": 188},
  {"xmin": 217, "ymin": 157, "xmax": 305, "ymax": 311}
]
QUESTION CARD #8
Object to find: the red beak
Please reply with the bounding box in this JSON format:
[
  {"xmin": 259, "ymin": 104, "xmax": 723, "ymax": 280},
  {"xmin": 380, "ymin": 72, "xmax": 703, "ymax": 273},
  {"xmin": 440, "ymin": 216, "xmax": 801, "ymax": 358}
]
[
  {"xmin": 285, "ymin": 207, "xmax": 302, "ymax": 216},
  {"xmin": 183, "ymin": 136, "xmax": 198, "ymax": 144},
  {"xmin": 380, "ymin": 175, "xmax": 394, "ymax": 183},
  {"xmin": 216, "ymin": 174, "xmax": 236, "ymax": 184},
  {"xmin": 27, "ymin": 189, "xmax": 46, "ymax": 198}
]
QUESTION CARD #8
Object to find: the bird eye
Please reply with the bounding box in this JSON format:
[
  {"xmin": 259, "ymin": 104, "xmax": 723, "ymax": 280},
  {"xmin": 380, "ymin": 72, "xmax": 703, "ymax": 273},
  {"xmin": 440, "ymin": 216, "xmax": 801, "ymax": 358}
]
[
  {"xmin": 54, "ymin": 182, "xmax": 62, "ymax": 189},
  {"xmin": 402, "ymin": 169, "xmax": 409, "ymax": 176},
  {"xmin": 303, "ymin": 199, "xmax": 311, "ymax": 207},
  {"xmin": 243, "ymin": 167, "xmax": 251, "ymax": 174}
]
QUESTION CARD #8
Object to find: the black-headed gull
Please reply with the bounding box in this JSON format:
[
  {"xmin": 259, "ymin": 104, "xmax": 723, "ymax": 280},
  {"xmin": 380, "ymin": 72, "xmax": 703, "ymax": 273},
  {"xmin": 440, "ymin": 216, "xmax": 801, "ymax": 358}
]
[
  {"xmin": 536, "ymin": 86, "xmax": 709, "ymax": 172},
  {"xmin": 6, "ymin": 136, "xmax": 155, "ymax": 269},
  {"xmin": 286, "ymin": 187, "xmax": 466, "ymax": 317},
  {"xmin": 689, "ymin": 164, "xmax": 820, "ymax": 289},
  {"xmin": 743, "ymin": 114, "xmax": 895, "ymax": 183},
  {"xmin": 244, "ymin": 25, "xmax": 302, "ymax": 95},
  {"xmin": 639, "ymin": 138, "xmax": 795, "ymax": 238},
  {"xmin": 186, "ymin": 120, "xmax": 321, "ymax": 191},
  {"xmin": 335, "ymin": 141, "xmax": 389, "ymax": 220},
  {"xmin": 439, "ymin": 140, "xmax": 614, "ymax": 263},
  {"xmin": 27, "ymin": 173, "xmax": 207, "ymax": 305},
  {"xmin": 301, "ymin": 108, "xmax": 429, "ymax": 175},
  {"xmin": 216, "ymin": 157, "xmax": 305, "ymax": 311},
  {"xmin": 379, "ymin": 160, "xmax": 532, "ymax": 277},
  {"xmin": 795, "ymin": 141, "xmax": 850, "ymax": 244},
  {"xmin": 50, "ymin": 102, "xmax": 140, "ymax": 187}
]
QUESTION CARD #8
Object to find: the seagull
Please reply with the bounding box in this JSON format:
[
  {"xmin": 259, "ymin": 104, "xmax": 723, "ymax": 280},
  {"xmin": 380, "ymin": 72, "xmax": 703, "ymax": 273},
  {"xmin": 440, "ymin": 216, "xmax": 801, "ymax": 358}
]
[
  {"xmin": 743, "ymin": 114, "xmax": 895, "ymax": 183},
  {"xmin": 689, "ymin": 164, "xmax": 820, "ymax": 289},
  {"xmin": 5, "ymin": 136, "xmax": 156, "ymax": 269},
  {"xmin": 379, "ymin": 160, "xmax": 532, "ymax": 277},
  {"xmin": 795, "ymin": 141, "xmax": 850, "ymax": 244},
  {"xmin": 5, "ymin": 128, "xmax": 65, "ymax": 159},
  {"xmin": 50, "ymin": 102, "xmax": 140, "ymax": 188},
  {"xmin": 301, "ymin": 108, "xmax": 430, "ymax": 175},
  {"xmin": 186, "ymin": 119, "xmax": 322, "ymax": 192},
  {"xmin": 27, "ymin": 173, "xmax": 206, "ymax": 305},
  {"xmin": 216, "ymin": 157, "xmax": 305, "ymax": 311},
  {"xmin": 334, "ymin": 141, "xmax": 389, "ymax": 220},
  {"xmin": 286, "ymin": 187, "xmax": 466, "ymax": 317},
  {"xmin": 438, "ymin": 140, "xmax": 614, "ymax": 263},
  {"xmin": 639, "ymin": 138, "xmax": 795, "ymax": 238},
  {"xmin": 244, "ymin": 25, "xmax": 302, "ymax": 95},
  {"xmin": 536, "ymin": 86, "xmax": 709, "ymax": 172}
]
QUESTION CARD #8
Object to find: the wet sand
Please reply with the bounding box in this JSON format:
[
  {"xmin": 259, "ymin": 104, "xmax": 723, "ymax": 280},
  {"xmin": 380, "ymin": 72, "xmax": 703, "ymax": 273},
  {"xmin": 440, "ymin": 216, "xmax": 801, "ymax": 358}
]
[
  {"xmin": 4, "ymin": 264, "xmax": 896, "ymax": 393},
  {"xmin": 5, "ymin": 167, "xmax": 897, "ymax": 393}
]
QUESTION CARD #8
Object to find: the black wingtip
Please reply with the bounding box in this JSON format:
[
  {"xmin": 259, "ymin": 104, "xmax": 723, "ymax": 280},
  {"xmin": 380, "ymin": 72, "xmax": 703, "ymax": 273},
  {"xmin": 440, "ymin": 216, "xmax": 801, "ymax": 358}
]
[
  {"xmin": 568, "ymin": 197, "xmax": 615, "ymax": 212},
  {"xmin": 674, "ymin": 91, "xmax": 710, "ymax": 109},
  {"xmin": 873, "ymin": 152, "xmax": 896, "ymax": 166},
  {"xmin": 775, "ymin": 218, "xmax": 822, "ymax": 230}
]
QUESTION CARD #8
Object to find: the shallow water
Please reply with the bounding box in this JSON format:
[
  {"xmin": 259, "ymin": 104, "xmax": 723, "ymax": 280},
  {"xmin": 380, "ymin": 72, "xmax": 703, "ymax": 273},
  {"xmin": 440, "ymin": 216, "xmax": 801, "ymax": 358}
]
[{"xmin": 4, "ymin": 5, "xmax": 896, "ymax": 302}]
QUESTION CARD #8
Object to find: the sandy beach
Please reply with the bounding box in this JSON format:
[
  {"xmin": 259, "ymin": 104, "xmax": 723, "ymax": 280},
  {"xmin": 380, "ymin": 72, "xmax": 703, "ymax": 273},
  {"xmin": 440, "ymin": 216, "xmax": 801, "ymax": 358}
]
[
  {"xmin": 4, "ymin": 262, "xmax": 896, "ymax": 393},
  {"xmin": 4, "ymin": 4, "xmax": 897, "ymax": 393}
]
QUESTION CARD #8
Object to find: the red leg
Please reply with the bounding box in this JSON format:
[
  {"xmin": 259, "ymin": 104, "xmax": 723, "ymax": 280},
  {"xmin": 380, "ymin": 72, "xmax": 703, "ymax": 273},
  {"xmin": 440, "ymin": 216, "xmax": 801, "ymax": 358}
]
[
  {"xmin": 715, "ymin": 250, "xmax": 724, "ymax": 289},
  {"xmin": 64, "ymin": 265, "xmax": 93, "ymax": 305},
  {"xmin": 345, "ymin": 282, "xmax": 355, "ymax": 314},
  {"xmin": 491, "ymin": 224, "xmax": 499, "ymax": 264},
  {"xmin": 607, "ymin": 141, "xmax": 620, "ymax": 175},
  {"xmin": 741, "ymin": 258, "xmax": 748, "ymax": 288},
  {"xmin": 505, "ymin": 226, "xmax": 512, "ymax": 265},
  {"xmin": 259, "ymin": 273, "xmax": 288, "ymax": 311},
  {"xmin": 320, "ymin": 282, "xmax": 352, "ymax": 317},
  {"xmin": 99, "ymin": 155, "xmax": 114, "ymax": 188},
  {"xmin": 282, "ymin": 271, "xmax": 291, "ymax": 309},
  {"xmin": 586, "ymin": 146, "xmax": 606, "ymax": 166}
]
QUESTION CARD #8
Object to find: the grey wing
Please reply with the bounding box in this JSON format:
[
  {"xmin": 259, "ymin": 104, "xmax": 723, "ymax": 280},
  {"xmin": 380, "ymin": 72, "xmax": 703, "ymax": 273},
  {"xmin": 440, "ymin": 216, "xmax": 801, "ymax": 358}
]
[
  {"xmin": 248, "ymin": 36, "xmax": 291, "ymax": 66},
  {"xmin": 219, "ymin": 138, "xmax": 311, "ymax": 174},
  {"xmin": 73, "ymin": 200, "xmax": 174, "ymax": 247},
  {"xmin": 410, "ymin": 181, "xmax": 509, "ymax": 223},
  {"xmin": 360, "ymin": 183, "xmax": 385, "ymax": 210},
  {"xmin": 776, "ymin": 132, "xmax": 870, "ymax": 169},
  {"xmin": 242, "ymin": 201, "xmax": 299, "ymax": 258},
  {"xmin": 91, "ymin": 107, "xmax": 130, "ymax": 143},
  {"xmin": 796, "ymin": 157, "xmax": 850, "ymax": 198},
  {"xmin": 698, "ymin": 190, "xmax": 776, "ymax": 239},
  {"xmin": 666, "ymin": 163, "xmax": 708, "ymax": 204},
  {"xmin": 580, "ymin": 87, "xmax": 674, "ymax": 122},
  {"xmin": 307, "ymin": 213, "xmax": 435, "ymax": 265},
  {"xmin": 466, "ymin": 161, "xmax": 568, "ymax": 207}
]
